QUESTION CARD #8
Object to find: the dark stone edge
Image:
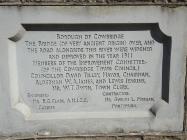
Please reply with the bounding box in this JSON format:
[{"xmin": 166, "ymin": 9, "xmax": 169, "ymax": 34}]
[
  {"xmin": 1, "ymin": 133, "xmax": 187, "ymax": 140},
  {"xmin": 183, "ymin": 57, "xmax": 187, "ymax": 131},
  {"xmin": 0, "ymin": 2, "xmax": 187, "ymax": 6}
]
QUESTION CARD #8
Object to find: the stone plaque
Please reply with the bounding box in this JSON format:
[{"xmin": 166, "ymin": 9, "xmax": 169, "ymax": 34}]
[
  {"xmin": 9, "ymin": 23, "xmax": 171, "ymax": 120},
  {"xmin": 0, "ymin": 6, "xmax": 186, "ymax": 136}
]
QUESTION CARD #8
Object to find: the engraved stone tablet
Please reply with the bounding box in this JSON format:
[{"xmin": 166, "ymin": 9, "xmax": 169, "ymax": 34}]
[
  {"xmin": 9, "ymin": 24, "xmax": 171, "ymax": 120},
  {"xmin": 0, "ymin": 6, "xmax": 186, "ymax": 136}
]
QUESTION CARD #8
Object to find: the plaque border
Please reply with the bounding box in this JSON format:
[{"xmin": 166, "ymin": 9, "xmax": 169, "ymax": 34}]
[{"xmin": 21, "ymin": 23, "xmax": 172, "ymax": 103}]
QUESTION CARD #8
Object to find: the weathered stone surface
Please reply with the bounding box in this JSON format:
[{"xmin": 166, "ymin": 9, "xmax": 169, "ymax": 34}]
[
  {"xmin": 35, "ymin": 137, "xmax": 142, "ymax": 140},
  {"xmin": 185, "ymin": 71, "xmax": 187, "ymax": 131},
  {"xmin": 0, "ymin": 0, "xmax": 186, "ymax": 5},
  {"xmin": 30, "ymin": 135, "xmax": 187, "ymax": 140},
  {"xmin": 185, "ymin": 112, "xmax": 187, "ymax": 131},
  {"xmin": 143, "ymin": 136, "xmax": 185, "ymax": 140},
  {"xmin": 116, "ymin": 136, "xmax": 142, "ymax": 140}
]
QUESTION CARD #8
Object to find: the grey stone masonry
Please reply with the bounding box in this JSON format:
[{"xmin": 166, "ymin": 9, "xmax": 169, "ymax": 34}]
[{"xmin": 0, "ymin": 0, "xmax": 187, "ymax": 6}]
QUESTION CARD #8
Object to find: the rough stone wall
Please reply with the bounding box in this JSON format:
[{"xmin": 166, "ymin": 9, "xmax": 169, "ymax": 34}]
[
  {"xmin": 0, "ymin": 0, "xmax": 187, "ymax": 6},
  {"xmin": 0, "ymin": 0, "xmax": 186, "ymax": 140}
]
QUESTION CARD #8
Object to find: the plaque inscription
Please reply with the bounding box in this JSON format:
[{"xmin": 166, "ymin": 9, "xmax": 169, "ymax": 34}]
[{"xmin": 9, "ymin": 23, "xmax": 171, "ymax": 120}]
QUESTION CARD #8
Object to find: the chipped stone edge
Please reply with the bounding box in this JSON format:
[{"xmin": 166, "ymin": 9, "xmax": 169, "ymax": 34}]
[
  {"xmin": 0, "ymin": 132, "xmax": 186, "ymax": 140},
  {"xmin": 0, "ymin": 1, "xmax": 187, "ymax": 7},
  {"xmin": 184, "ymin": 57, "xmax": 187, "ymax": 131}
]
